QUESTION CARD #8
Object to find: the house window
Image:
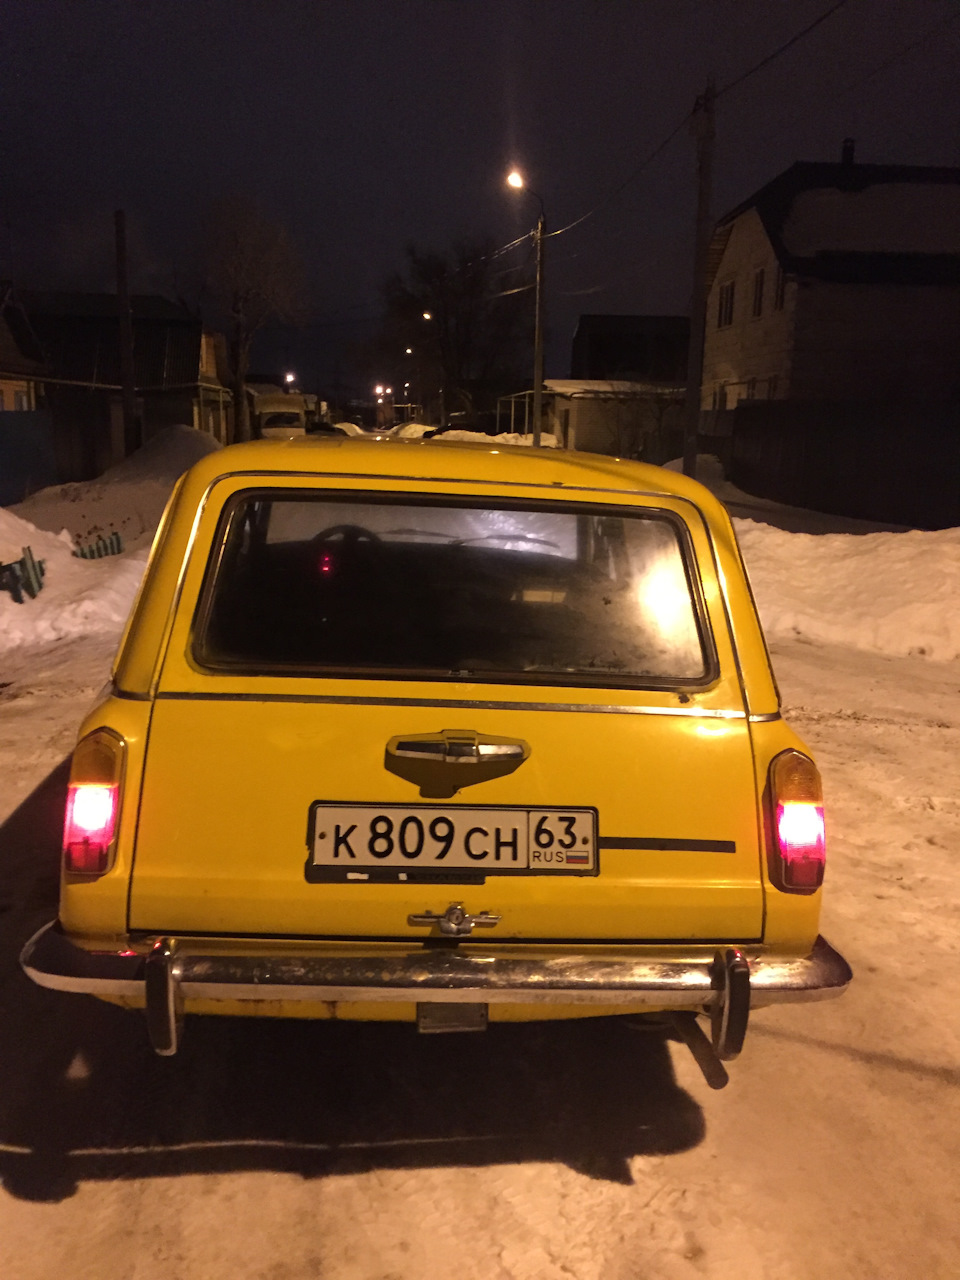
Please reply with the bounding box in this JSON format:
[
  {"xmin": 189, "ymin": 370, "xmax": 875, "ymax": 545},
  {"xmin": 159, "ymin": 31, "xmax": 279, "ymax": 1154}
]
[
  {"xmin": 767, "ymin": 374, "xmax": 779, "ymax": 399},
  {"xmin": 717, "ymin": 280, "xmax": 735, "ymax": 328},
  {"xmin": 752, "ymin": 269, "xmax": 764, "ymax": 318},
  {"xmin": 14, "ymin": 390, "xmax": 29, "ymax": 411},
  {"xmin": 746, "ymin": 378, "xmax": 757, "ymax": 400},
  {"xmin": 774, "ymin": 265, "xmax": 786, "ymax": 310}
]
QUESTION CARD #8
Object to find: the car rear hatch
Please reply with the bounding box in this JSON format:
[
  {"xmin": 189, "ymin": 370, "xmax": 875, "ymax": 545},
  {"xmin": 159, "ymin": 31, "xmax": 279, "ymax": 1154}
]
[{"xmin": 128, "ymin": 474, "xmax": 765, "ymax": 943}]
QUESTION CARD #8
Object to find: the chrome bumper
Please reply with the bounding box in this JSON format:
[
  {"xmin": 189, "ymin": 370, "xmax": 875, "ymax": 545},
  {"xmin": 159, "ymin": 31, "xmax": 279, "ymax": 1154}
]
[{"xmin": 21, "ymin": 923, "xmax": 851, "ymax": 1009}]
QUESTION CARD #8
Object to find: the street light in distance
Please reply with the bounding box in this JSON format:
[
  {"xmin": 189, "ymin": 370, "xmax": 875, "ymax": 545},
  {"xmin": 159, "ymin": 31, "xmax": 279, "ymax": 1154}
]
[{"xmin": 506, "ymin": 168, "xmax": 545, "ymax": 448}]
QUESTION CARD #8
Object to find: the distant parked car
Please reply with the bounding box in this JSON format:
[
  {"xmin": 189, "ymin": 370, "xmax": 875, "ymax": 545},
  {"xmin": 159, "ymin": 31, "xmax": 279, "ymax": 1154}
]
[
  {"xmin": 258, "ymin": 411, "xmax": 306, "ymax": 440},
  {"xmin": 22, "ymin": 436, "xmax": 850, "ymax": 1087}
]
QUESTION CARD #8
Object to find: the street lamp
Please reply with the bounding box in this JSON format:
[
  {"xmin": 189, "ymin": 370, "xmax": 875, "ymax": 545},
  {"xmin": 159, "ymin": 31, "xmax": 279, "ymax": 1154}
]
[{"xmin": 507, "ymin": 169, "xmax": 545, "ymax": 447}]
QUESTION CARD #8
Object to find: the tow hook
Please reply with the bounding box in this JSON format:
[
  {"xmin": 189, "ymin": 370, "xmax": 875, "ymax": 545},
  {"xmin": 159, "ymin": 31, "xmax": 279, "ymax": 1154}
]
[
  {"xmin": 668, "ymin": 948, "xmax": 751, "ymax": 1090},
  {"xmin": 145, "ymin": 937, "xmax": 183, "ymax": 1056}
]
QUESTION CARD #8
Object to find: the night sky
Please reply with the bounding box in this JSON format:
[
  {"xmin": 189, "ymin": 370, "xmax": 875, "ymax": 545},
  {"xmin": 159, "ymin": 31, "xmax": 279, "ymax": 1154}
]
[{"xmin": 2, "ymin": 0, "xmax": 958, "ymax": 387}]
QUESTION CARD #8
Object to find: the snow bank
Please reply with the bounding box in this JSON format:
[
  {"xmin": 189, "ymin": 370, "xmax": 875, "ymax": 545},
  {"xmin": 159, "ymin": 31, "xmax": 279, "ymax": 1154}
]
[
  {"xmin": 12, "ymin": 424, "xmax": 220, "ymax": 552},
  {"xmin": 434, "ymin": 429, "xmax": 559, "ymax": 448},
  {"xmin": 735, "ymin": 521, "xmax": 960, "ymax": 661},
  {"xmin": 664, "ymin": 455, "xmax": 960, "ymax": 661},
  {"xmin": 0, "ymin": 505, "xmax": 149, "ymax": 654},
  {"xmin": 1, "ymin": 427, "xmax": 217, "ymax": 656}
]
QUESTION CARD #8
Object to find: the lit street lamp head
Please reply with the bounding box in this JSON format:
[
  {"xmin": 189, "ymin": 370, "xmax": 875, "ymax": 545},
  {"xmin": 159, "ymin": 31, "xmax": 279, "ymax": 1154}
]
[{"xmin": 507, "ymin": 170, "xmax": 524, "ymax": 189}]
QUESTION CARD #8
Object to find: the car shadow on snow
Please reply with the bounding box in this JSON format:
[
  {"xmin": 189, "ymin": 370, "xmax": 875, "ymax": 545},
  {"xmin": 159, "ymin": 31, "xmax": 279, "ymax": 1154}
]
[{"xmin": 0, "ymin": 762, "xmax": 705, "ymax": 1203}]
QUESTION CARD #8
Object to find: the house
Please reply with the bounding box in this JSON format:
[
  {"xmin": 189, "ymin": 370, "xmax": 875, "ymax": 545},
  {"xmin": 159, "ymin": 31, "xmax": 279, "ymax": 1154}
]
[
  {"xmin": 701, "ymin": 142, "xmax": 960, "ymax": 409},
  {"xmin": 0, "ymin": 284, "xmax": 44, "ymax": 413},
  {"xmin": 0, "ymin": 286, "xmax": 55, "ymax": 503},
  {"xmin": 497, "ymin": 379, "xmax": 684, "ymax": 460},
  {"xmin": 20, "ymin": 291, "xmax": 232, "ymax": 481},
  {"xmin": 698, "ymin": 144, "xmax": 960, "ymax": 527}
]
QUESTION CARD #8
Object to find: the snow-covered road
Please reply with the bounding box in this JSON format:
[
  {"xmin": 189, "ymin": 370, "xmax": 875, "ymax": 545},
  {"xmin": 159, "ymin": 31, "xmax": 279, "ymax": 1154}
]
[{"xmin": 1, "ymin": 435, "xmax": 958, "ymax": 1278}]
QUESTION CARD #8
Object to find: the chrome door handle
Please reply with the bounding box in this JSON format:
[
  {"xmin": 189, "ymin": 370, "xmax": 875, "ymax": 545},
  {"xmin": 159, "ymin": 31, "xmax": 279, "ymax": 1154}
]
[{"xmin": 386, "ymin": 729, "xmax": 530, "ymax": 798}]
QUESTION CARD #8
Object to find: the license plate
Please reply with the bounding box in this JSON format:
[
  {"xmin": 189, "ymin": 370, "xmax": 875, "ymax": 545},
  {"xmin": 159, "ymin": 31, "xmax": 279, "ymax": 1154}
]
[{"xmin": 306, "ymin": 803, "xmax": 598, "ymax": 881}]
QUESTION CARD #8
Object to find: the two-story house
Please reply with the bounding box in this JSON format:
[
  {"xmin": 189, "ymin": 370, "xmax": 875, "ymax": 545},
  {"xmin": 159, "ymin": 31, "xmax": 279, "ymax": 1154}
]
[{"xmin": 701, "ymin": 143, "xmax": 960, "ymax": 410}]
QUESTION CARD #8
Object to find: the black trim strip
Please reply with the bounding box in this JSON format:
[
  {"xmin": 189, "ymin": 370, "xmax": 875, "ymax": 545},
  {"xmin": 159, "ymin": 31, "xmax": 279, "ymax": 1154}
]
[{"xmin": 599, "ymin": 837, "xmax": 737, "ymax": 853}]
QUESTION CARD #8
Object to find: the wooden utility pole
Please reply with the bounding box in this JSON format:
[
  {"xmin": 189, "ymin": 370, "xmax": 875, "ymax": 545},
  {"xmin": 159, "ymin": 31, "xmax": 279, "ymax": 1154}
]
[
  {"xmin": 114, "ymin": 209, "xmax": 141, "ymax": 455},
  {"xmin": 682, "ymin": 82, "xmax": 716, "ymax": 478}
]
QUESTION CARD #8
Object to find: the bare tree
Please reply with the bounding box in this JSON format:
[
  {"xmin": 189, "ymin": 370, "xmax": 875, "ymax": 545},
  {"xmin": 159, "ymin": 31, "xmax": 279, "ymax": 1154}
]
[
  {"xmin": 375, "ymin": 239, "xmax": 531, "ymax": 425},
  {"xmin": 203, "ymin": 198, "xmax": 307, "ymax": 441}
]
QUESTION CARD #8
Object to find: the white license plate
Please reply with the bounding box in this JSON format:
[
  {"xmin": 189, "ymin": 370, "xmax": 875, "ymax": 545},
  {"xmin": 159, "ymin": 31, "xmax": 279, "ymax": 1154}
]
[{"xmin": 307, "ymin": 803, "xmax": 598, "ymax": 877}]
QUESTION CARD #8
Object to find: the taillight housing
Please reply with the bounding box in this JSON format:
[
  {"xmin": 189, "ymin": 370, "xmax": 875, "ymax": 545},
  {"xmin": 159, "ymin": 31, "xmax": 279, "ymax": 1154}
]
[
  {"xmin": 767, "ymin": 750, "xmax": 825, "ymax": 894},
  {"xmin": 63, "ymin": 728, "xmax": 126, "ymax": 877}
]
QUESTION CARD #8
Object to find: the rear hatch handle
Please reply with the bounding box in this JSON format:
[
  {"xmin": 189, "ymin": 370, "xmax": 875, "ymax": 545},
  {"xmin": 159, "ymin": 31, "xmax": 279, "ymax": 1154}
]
[{"xmin": 386, "ymin": 729, "xmax": 530, "ymax": 798}]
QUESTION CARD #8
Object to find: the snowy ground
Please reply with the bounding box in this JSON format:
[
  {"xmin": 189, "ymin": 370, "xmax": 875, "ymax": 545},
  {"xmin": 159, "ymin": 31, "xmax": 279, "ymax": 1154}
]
[{"xmin": 1, "ymin": 434, "xmax": 958, "ymax": 1279}]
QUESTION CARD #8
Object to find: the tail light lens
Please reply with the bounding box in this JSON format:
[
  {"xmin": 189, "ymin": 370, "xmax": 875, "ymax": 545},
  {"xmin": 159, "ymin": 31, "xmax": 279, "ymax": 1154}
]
[
  {"xmin": 768, "ymin": 750, "xmax": 825, "ymax": 893},
  {"xmin": 63, "ymin": 729, "xmax": 126, "ymax": 876}
]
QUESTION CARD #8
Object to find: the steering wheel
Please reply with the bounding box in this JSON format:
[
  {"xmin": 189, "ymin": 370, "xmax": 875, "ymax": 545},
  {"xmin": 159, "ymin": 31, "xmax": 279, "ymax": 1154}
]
[{"xmin": 311, "ymin": 524, "xmax": 383, "ymax": 548}]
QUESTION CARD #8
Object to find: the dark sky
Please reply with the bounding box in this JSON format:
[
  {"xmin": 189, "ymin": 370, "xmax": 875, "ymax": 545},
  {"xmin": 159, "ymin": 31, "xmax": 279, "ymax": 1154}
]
[{"xmin": 2, "ymin": 0, "xmax": 958, "ymax": 386}]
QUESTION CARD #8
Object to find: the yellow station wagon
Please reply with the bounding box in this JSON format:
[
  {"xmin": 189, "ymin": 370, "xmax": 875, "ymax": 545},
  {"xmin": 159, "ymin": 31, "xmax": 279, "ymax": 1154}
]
[{"xmin": 22, "ymin": 436, "xmax": 851, "ymax": 1088}]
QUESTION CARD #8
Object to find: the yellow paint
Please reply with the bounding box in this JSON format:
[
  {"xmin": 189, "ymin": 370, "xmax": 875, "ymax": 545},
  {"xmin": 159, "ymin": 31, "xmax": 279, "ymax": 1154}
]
[{"xmin": 58, "ymin": 437, "xmax": 826, "ymax": 1023}]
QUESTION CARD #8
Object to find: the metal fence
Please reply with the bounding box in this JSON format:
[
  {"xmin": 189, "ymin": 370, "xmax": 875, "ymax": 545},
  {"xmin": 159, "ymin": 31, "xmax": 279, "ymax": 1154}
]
[{"xmin": 725, "ymin": 401, "xmax": 960, "ymax": 530}]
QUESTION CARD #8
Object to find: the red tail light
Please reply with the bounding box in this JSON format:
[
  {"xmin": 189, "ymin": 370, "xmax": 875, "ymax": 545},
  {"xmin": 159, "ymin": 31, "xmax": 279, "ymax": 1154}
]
[
  {"xmin": 768, "ymin": 750, "xmax": 825, "ymax": 893},
  {"xmin": 63, "ymin": 729, "xmax": 126, "ymax": 876}
]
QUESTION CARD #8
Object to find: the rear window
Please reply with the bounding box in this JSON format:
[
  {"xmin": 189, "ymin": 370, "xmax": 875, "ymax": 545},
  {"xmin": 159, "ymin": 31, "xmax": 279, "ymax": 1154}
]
[{"xmin": 194, "ymin": 493, "xmax": 712, "ymax": 687}]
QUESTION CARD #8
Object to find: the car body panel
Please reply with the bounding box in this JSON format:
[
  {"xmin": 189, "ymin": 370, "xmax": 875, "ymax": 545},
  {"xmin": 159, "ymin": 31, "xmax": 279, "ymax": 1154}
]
[{"xmin": 42, "ymin": 437, "xmax": 844, "ymax": 1040}]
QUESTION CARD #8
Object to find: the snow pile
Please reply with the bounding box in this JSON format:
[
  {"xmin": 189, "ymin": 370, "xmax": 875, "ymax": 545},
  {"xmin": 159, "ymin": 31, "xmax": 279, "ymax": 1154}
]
[
  {"xmin": 736, "ymin": 522, "xmax": 960, "ymax": 660},
  {"xmin": 0, "ymin": 507, "xmax": 76, "ymax": 566},
  {"xmin": 664, "ymin": 455, "xmax": 960, "ymax": 661},
  {"xmin": 1, "ymin": 427, "xmax": 218, "ymax": 656},
  {"xmin": 434, "ymin": 429, "xmax": 559, "ymax": 448},
  {"xmin": 392, "ymin": 423, "xmax": 435, "ymax": 439},
  {"xmin": 12, "ymin": 424, "xmax": 220, "ymax": 553},
  {"xmin": 0, "ymin": 504, "xmax": 149, "ymax": 654}
]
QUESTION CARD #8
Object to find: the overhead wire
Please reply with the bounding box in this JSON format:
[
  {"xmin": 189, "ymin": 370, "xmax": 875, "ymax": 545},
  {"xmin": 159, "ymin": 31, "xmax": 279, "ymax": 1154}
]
[
  {"xmin": 387, "ymin": 0, "xmax": 947, "ymax": 305},
  {"xmin": 542, "ymin": 0, "xmax": 852, "ymax": 245},
  {"xmin": 716, "ymin": 0, "xmax": 850, "ymax": 100}
]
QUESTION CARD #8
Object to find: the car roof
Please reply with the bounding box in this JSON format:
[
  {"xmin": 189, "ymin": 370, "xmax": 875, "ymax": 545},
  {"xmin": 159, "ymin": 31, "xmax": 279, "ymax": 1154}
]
[{"xmin": 182, "ymin": 435, "xmax": 715, "ymax": 508}]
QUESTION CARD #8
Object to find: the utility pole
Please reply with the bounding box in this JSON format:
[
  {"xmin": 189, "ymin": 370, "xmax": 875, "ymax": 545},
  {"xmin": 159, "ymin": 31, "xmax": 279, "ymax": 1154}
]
[
  {"xmin": 114, "ymin": 209, "xmax": 140, "ymax": 456},
  {"xmin": 682, "ymin": 81, "xmax": 716, "ymax": 478},
  {"xmin": 532, "ymin": 209, "xmax": 545, "ymax": 448}
]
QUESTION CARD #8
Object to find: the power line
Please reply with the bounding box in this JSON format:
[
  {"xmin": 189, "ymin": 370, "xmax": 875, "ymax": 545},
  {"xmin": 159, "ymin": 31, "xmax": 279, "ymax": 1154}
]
[
  {"xmin": 749, "ymin": 7, "xmax": 960, "ymax": 155},
  {"xmin": 718, "ymin": 0, "xmax": 850, "ymax": 99},
  {"xmin": 546, "ymin": 114, "xmax": 691, "ymax": 240},
  {"xmin": 547, "ymin": 0, "xmax": 853, "ymax": 245},
  {"xmin": 831, "ymin": 7, "xmax": 960, "ymax": 99}
]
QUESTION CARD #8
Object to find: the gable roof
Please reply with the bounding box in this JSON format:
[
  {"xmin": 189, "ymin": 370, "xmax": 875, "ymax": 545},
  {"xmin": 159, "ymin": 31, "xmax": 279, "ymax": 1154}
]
[
  {"xmin": 709, "ymin": 160, "xmax": 960, "ymax": 288},
  {"xmin": 19, "ymin": 290, "xmax": 206, "ymax": 389},
  {"xmin": 0, "ymin": 283, "xmax": 45, "ymax": 378}
]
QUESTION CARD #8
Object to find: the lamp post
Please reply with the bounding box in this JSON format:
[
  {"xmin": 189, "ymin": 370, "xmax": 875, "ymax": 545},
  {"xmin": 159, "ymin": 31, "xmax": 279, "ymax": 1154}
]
[{"xmin": 507, "ymin": 170, "xmax": 545, "ymax": 448}]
